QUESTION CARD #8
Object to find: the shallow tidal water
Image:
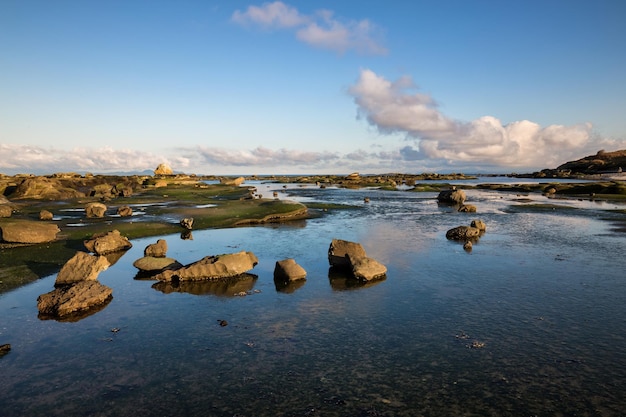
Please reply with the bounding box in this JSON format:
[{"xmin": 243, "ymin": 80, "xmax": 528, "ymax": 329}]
[{"xmin": 1, "ymin": 181, "xmax": 626, "ymax": 416}]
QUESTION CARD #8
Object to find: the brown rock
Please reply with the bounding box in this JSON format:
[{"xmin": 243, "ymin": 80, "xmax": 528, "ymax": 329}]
[
  {"xmin": 220, "ymin": 176, "xmax": 245, "ymax": 186},
  {"xmin": 37, "ymin": 280, "xmax": 113, "ymax": 317},
  {"xmin": 0, "ymin": 205, "xmax": 12, "ymax": 218},
  {"xmin": 446, "ymin": 226, "xmax": 481, "ymax": 241},
  {"xmin": 458, "ymin": 204, "xmax": 477, "ymax": 213},
  {"xmin": 133, "ymin": 256, "xmax": 181, "ymax": 273},
  {"xmin": 328, "ymin": 239, "xmax": 366, "ymax": 268},
  {"xmin": 347, "ymin": 254, "xmax": 387, "ymax": 281},
  {"xmin": 39, "ymin": 209, "xmax": 54, "ymax": 220},
  {"xmin": 154, "ymin": 163, "xmax": 173, "ymax": 176},
  {"xmin": 117, "ymin": 206, "xmax": 133, "ymax": 217},
  {"xmin": 84, "ymin": 230, "xmax": 132, "ymax": 255},
  {"xmin": 274, "ymin": 258, "xmax": 307, "ymax": 282},
  {"xmin": 0, "ymin": 221, "xmax": 60, "ymax": 243},
  {"xmin": 55, "ymin": 251, "xmax": 110, "ymax": 285},
  {"xmin": 154, "ymin": 251, "xmax": 259, "ymax": 282},
  {"xmin": 471, "ymin": 219, "xmax": 487, "ymax": 231},
  {"xmin": 144, "ymin": 239, "xmax": 168, "ymax": 257},
  {"xmin": 180, "ymin": 218, "xmax": 194, "ymax": 230},
  {"xmin": 85, "ymin": 202, "xmax": 107, "ymax": 218},
  {"xmin": 437, "ymin": 188, "xmax": 466, "ymax": 205}
]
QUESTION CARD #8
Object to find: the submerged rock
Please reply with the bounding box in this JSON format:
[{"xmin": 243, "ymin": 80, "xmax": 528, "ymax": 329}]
[
  {"xmin": 154, "ymin": 251, "xmax": 259, "ymax": 282},
  {"xmin": 446, "ymin": 225, "xmax": 481, "ymax": 241}
]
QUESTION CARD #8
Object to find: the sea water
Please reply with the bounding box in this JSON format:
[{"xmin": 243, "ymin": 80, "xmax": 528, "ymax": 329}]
[{"xmin": 1, "ymin": 182, "xmax": 625, "ymax": 416}]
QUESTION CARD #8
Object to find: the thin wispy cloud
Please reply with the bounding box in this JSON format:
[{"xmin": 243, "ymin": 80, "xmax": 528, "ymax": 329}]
[
  {"xmin": 231, "ymin": 1, "xmax": 387, "ymax": 55},
  {"xmin": 348, "ymin": 69, "xmax": 622, "ymax": 169}
]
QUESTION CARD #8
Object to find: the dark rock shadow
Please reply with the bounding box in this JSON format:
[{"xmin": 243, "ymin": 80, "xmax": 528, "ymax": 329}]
[
  {"xmin": 152, "ymin": 273, "xmax": 258, "ymax": 296},
  {"xmin": 328, "ymin": 267, "xmax": 386, "ymax": 291}
]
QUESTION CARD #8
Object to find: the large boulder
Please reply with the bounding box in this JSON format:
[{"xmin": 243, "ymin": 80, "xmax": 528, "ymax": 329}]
[
  {"xmin": 85, "ymin": 202, "xmax": 107, "ymax": 218},
  {"xmin": 144, "ymin": 239, "xmax": 167, "ymax": 257},
  {"xmin": 0, "ymin": 221, "xmax": 60, "ymax": 243},
  {"xmin": 328, "ymin": 239, "xmax": 367, "ymax": 268},
  {"xmin": 274, "ymin": 258, "xmax": 307, "ymax": 282},
  {"xmin": 84, "ymin": 230, "xmax": 132, "ymax": 255},
  {"xmin": 154, "ymin": 251, "xmax": 259, "ymax": 282},
  {"xmin": 437, "ymin": 188, "xmax": 466, "ymax": 205},
  {"xmin": 446, "ymin": 225, "xmax": 481, "ymax": 241},
  {"xmin": 154, "ymin": 163, "xmax": 173, "ymax": 176},
  {"xmin": 55, "ymin": 251, "xmax": 110, "ymax": 285},
  {"xmin": 133, "ymin": 256, "xmax": 182, "ymax": 274},
  {"xmin": 10, "ymin": 177, "xmax": 85, "ymax": 200},
  {"xmin": 37, "ymin": 280, "xmax": 113, "ymax": 318}
]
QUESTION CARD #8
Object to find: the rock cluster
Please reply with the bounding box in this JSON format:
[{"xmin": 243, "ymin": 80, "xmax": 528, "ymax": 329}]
[
  {"xmin": 328, "ymin": 238, "xmax": 387, "ymax": 281},
  {"xmin": 446, "ymin": 219, "xmax": 487, "ymax": 251}
]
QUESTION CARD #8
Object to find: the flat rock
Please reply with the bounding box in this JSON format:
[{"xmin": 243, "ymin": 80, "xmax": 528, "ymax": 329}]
[
  {"xmin": 347, "ymin": 254, "xmax": 387, "ymax": 281},
  {"xmin": 37, "ymin": 280, "xmax": 113, "ymax": 317},
  {"xmin": 133, "ymin": 256, "xmax": 182, "ymax": 273},
  {"xmin": 0, "ymin": 221, "xmax": 60, "ymax": 243},
  {"xmin": 55, "ymin": 251, "xmax": 110, "ymax": 285},
  {"xmin": 154, "ymin": 251, "xmax": 258, "ymax": 282}
]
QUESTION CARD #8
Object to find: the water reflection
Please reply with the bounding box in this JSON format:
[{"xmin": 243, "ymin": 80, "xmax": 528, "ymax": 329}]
[
  {"xmin": 151, "ymin": 273, "xmax": 258, "ymax": 296},
  {"xmin": 327, "ymin": 267, "xmax": 386, "ymax": 291}
]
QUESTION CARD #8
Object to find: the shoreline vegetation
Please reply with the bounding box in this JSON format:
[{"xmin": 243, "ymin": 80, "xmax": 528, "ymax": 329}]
[{"xmin": 1, "ymin": 168, "xmax": 625, "ymax": 294}]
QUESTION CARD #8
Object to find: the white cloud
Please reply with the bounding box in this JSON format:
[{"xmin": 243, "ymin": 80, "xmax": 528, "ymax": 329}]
[
  {"xmin": 348, "ymin": 69, "xmax": 616, "ymax": 169},
  {"xmin": 231, "ymin": 2, "xmax": 387, "ymax": 55}
]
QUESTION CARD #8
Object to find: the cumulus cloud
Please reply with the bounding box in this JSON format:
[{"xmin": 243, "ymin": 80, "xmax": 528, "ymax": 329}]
[
  {"xmin": 195, "ymin": 146, "xmax": 339, "ymax": 167},
  {"xmin": 348, "ymin": 69, "xmax": 614, "ymax": 169},
  {"xmin": 231, "ymin": 2, "xmax": 387, "ymax": 55}
]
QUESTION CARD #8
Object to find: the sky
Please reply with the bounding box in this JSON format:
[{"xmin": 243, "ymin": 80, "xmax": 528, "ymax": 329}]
[{"xmin": 1, "ymin": 0, "xmax": 625, "ymax": 175}]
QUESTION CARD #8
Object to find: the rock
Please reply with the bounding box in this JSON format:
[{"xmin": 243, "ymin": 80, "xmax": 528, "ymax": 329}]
[
  {"xmin": 0, "ymin": 205, "xmax": 12, "ymax": 217},
  {"xmin": 544, "ymin": 186, "xmax": 557, "ymax": 195},
  {"xmin": 437, "ymin": 188, "xmax": 466, "ymax": 205},
  {"xmin": 274, "ymin": 258, "xmax": 307, "ymax": 282},
  {"xmin": 133, "ymin": 256, "xmax": 182, "ymax": 273},
  {"xmin": 0, "ymin": 343, "xmax": 11, "ymax": 356},
  {"xmin": 471, "ymin": 219, "xmax": 487, "ymax": 231},
  {"xmin": 463, "ymin": 241, "xmax": 473, "ymax": 251},
  {"xmin": 144, "ymin": 239, "xmax": 167, "ymax": 257},
  {"xmin": 220, "ymin": 176, "xmax": 245, "ymax": 186},
  {"xmin": 154, "ymin": 251, "xmax": 259, "ymax": 282},
  {"xmin": 154, "ymin": 163, "xmax": 173, "ymax": 176},
  {"xmin": 180, "ymin": 218, "xmax": 194, "ymax": 230},
  {"xmin": 85, "ymin": 202, "xmax": 107, "ymax": 218},
  {"xmin": 55, "ymin": 251, "xmax": 111, "ymax": 285},
  {"xmin": 117, "ymin": 206, "xmax": 133, "ymax": 217},
  {"xmin": 446, "ymin": 226, "xmax": 481, "ymax": 241},
  {"xmin": 39, "ymin": 209, "xmax": 54, "ymax": 220},
  {"xmin": 84, "ymin": 230, "xmax": 132, "ymax": 255},
  {"xmin": 328, "ymin": 239, "xmax": 367, "ymax": 268},
  {"xmin": 37, "ymin": 280, "xmax": 113, "ymax": 318},
  {"xmin": 458, "ymin": 204, "xmax": 477, "ymax": 213},
  {"xmin": 10, "ymin": 176, "xmax": 85, "ymax": 200},
  {"xmin": 154, "ymin": 180, "xmax": 168, "ymax": 188},
  {"xmin": 347, "ymin": 254, "xmax": 387, "ymax": 281},
  {"xmin": 0, "ymin": 221, "xmax": 60, "ymax": 243}
]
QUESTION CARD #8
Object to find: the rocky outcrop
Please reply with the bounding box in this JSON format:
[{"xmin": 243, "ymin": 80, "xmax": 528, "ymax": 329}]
[
  {"xmin": 154, "ymin": 163, "xmax": 173, "ymax": 176},
  {"xmin": 328, "ymin": 239, "xmax": 387, "ymax": 281},
  {"xmin": 133, "ymin": 256, "xmax": 182, "ymax": 273},
  {"xmin": 556, "ymin": 149, "xmax": 626, "ymax": 174},
  {"xmin": 154, "ymin": 251, "xmax": 259, "ymax": 282},
  {"xmin": 0, "ymin": 221, "xmax": 60, "ymax": 243},
  {"xmin": 10, "ymin": 176, "xmax": 86, "ymax": 200},
  {"xmin": 55, "ymin": 251, "xmax": 111, "ymax": 285},
  {"xmin": 274, "ymin": 258, "xmax": 307, "ymax": 282},
  {"xmin": 445, "ymin": 225, "xmax": 481, "ymax": 241},
  {"xmin": 220, "ymin": 177, "xmax": 245, "ymax": 186},
  {"xmin": 37, "ymin": 280, "xmax": 113, "ymax": 318},
  {"xmin": 144, "ymin": 239, "xmax": 167, "ymax": 257},
  {"xmin": 85, "ymin": 202, "xmax": 107, "ymax": 218},
  {"xmin": 84, "ymin": 230, "xmax": 132, "ymax": 255},
  {"xmin": 437, "ymin": 188, "xmax": 466, "ymax": 205}
]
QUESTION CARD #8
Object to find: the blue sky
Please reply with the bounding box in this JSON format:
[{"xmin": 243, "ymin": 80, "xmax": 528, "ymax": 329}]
[{"xmin": 1, "ymin": 0, "xmax": 625, "ymax": 175}]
